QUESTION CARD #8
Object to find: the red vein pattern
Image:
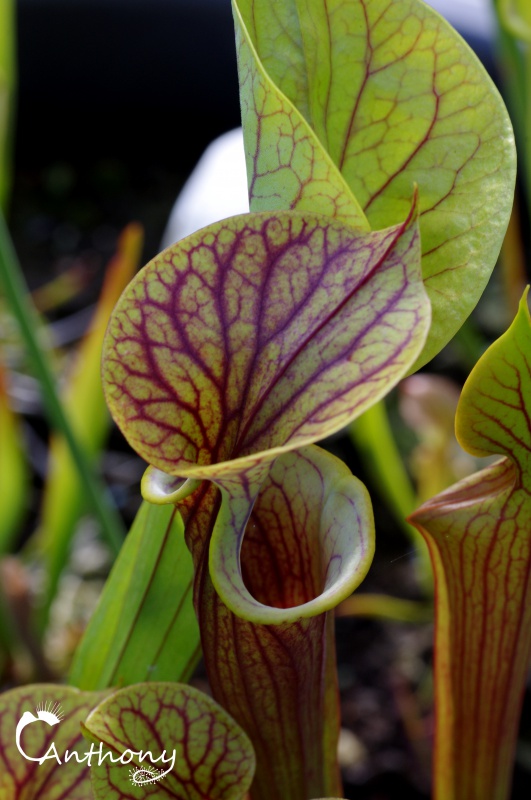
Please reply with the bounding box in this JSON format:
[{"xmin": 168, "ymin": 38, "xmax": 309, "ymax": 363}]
[
  {"xmin": 102, "ymin": 206, "xmax": 424, "ymax": 798},
  {"xmin": 235, "ymin": 10, "xmax": 368, "ymax": 230},
  {"xmin": 409, "ymin": 296, "xmax": 531, "ymax": 800},
  {"xmin": 179, "ymin": 447, "xmax": 372, "ymax": 800},
  {"xmin": 85, "ymin": 683, "xmax": 255, "ymax": 800},
  {"xmin": 207, "ymin": 447, "xmax": 373, "ymax": 625},
  {"xmin": 234, "ymin": 0, "xmax": 515, "ymax": 365},
  {"xmin": 102, "ymin": 209, "xmax": 429, "ymax": 480},
  {"xmin": 0, "ymin": 685, "xmax": 109, "ymax": 799}
]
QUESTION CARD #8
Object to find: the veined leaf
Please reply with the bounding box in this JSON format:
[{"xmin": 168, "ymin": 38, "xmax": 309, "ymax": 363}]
[
  {"xmin": 455, "ymin": 289, "xmax": 531, "ymax": 468},
  {"xmin": 34, "ymin": 223, "xmax": 143, "ymax": 625},
  {"xmin": 69, "ymin": 500, "xmax": 200, "ymax": 690},
  {"xmin": 233, "ymin": 0, "xmax": 368, "ymax": 230},
  {"xmin": 176, "ymin": 446, "xmax": 371, "ymax": 799},
  {"xmin": 84, "ymin": 683, "xmax": 255, "ymax": 800},
  {"xmin": 208, "ymin": 445, "xmax": 374, "ymax": 624},
  {"xmin": 409, "ymin": 291, "xmax": 531, "ymax": 800},
  {"xmin": 0, "ymin": 682, "xmax": 254, "ymax": 800},
  {"xmin": 103, "ymin": 207, "xmax": 429, "ymax": 488},
  {"xmin": 233, "ymin": 0, "xmax": 516, "ymax": 366},
  {"xmin": 102, "ymin": 137, "xmax": 427, "ymax": 800},
  {"xmin": 102, "ymin": 205, "xmax": 423, "ymax": 797},
  {"xmin": 0, "ymin": 684, "xmax": 108, "ymax": 799}
]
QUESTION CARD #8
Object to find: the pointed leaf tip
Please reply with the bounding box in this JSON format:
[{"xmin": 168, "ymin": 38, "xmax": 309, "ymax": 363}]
[
  {"xmin": 455, "ymin": 286, "xmax": 531, "ymax": 474},
  {"xmin": 103, "ymin": 208, "xmax": 429, "ymax": 482},
  {"xmin": 409, "ymin": 291, "xmax": 531, "ymax": 799}
]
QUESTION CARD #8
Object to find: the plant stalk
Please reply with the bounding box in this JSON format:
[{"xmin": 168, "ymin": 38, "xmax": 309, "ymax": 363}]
[{"xmin": 0, "ymin": 212, "xmax": 124, "ymax": 554}]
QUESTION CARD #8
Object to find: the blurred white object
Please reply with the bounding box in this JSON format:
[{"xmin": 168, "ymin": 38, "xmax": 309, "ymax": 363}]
[
  {"xmin": 426, "ymin": 0, "xmax": 495, "ymax": 41},
  {"xmin": 161, "ymin": 0, "xmax": 494, "ymax": 249},
  {"xmin": 161, "ymin": 128, "xmax": 248, "ymax": 247}
]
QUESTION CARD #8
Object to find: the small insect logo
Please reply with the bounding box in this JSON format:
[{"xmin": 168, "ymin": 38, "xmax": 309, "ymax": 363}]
[{"xmin": 129, "ymin": 765, "xmax": 166, "ymax": 785}]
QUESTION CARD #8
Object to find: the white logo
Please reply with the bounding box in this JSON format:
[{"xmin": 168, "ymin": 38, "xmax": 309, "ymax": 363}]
[
  {"xmin": 16, "ymin": 701, "xmax": 65, "ymax": 762},
  {"xmin": 15, "ymin": 699, "xmax": 175, "ymax": 786},
  {"xmin": 129, "ymin": 765, "xmax": 166, "ymax": 785}
]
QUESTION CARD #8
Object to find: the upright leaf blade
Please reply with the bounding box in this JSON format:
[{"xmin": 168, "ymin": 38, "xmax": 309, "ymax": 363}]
[
  {"xmin": 0, "ymin": 214, "xmax": 126, "ymax": 558},
  {"xmin": 35, "ymin": 223, "xmax": 143, "ymax": 623},
  {"xmin": 234, "ymin": 0, "xmax": 516, "ymax": 366},
  {"xmin": 409, "ymin": 291, "xmax": 531, "ymax": 800},
  {"xmin": 455, "ymin": 289, "xmax": 531, "ymax": 471},
  {"xmin": 0, "ymin": 0, "xmax": 14, "ymax": 209},
  {"xmin": 69, "ymin": 501, "xmax": 199, "ymax": 690},
  {"xmin": 233, "ymin": 0, "xmax": 368, "ymax": 230},
  {"xmin": 499, "ymin": 0, "xmax": 531, "ymax": 40},
  {"xmin": 0, "ymin": 359, "xmax": 28, "ymax": 553}
]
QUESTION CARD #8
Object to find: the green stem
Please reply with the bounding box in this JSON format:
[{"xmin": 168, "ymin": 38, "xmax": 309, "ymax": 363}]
[
  {"xmin": 349, "ymin": 400, "xmax": 432, "ymax": 594},
  {"xmin": 0, "ymin": 213, "xmax": 124, "ymax": 554},
  {"xmin": 524, "ymin": 48, "xmax": 531, "ymax": 223},
  {"xmin": 337, "ymin": 593, "xmax": 432, "ymax": 623},
  {"xmin": 493, "ymin": 1, "xmax": 531, "ymax": 226},
  {"xmin": 0, "ymin": 0, "xmax": 15, "ymax": 211}
]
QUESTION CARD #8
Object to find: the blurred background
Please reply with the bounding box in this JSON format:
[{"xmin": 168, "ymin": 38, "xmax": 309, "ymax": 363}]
[
  {"xmin": 2, "ymin": 1, "xmax": 530, "ymax": 798},
  {"xmin": 12, "ymin": 0, "xmax": 495, "ymax": 286}
]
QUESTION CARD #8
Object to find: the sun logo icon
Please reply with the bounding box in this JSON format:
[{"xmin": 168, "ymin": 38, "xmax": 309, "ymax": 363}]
[
  {"xmin": 129, "ymin": 766, "xmax": 165, "ymax": 785},
  {"xmin": 34, "ymin": 701, "xmax": 65, "ymax": 725},
  {"xmin": 16, "ymin": 699, "xmax": 65, "ymax": 761}
]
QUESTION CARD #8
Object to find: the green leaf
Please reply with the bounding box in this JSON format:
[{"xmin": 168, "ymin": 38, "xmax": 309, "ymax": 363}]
[
  {"xmin": 69, "ymin": 501, "xmax": 199, "ymax": 691},
  {"xmin": 455, "ymin": 289, "xmax": 531, "ymax": 471},
  {"xmin": 233, "ymin": 0, "xmax": 516, "ymax": 366},
  {"xmin": 0, "ymin": 0, "xmax": 15, "ymax": 209},
  {"xmin": 233, "ymin": 0, "xmax": 368, "ymax": 230},
  {"xmin": 103, "ymin": 207, "xmax": 429, "ymax": 485},
  {"xmin": 33, "ymin": 224, "xmax": 143, "ymax": 625},
  {"xmin": 337, "ymin": 593, "xmax": 432, "ymax": 623},
  {"xmin": 0, "ymin": 213, "xmax": 126, "ymax": 559},
  {"xmin": 348, "ymin": 399, "xmax": 431, "ymax": 591},
  {"xmin": 84, "ymin": 682, "xmax": 255, "ymax": 800},
  {"xmin": 0, "ymin": 359, "xmax": 28, "ymax": 553},
  {"xmin": 0, "ymin": 684, "xmax": 108, "ymax": 799},
  {"xmin": 499, "ymin": 0, "xmax": 531, "ymax": 41},
  {"xmin": 409, "ymin": 291, "xmax": 531, "ymax": 800}
]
